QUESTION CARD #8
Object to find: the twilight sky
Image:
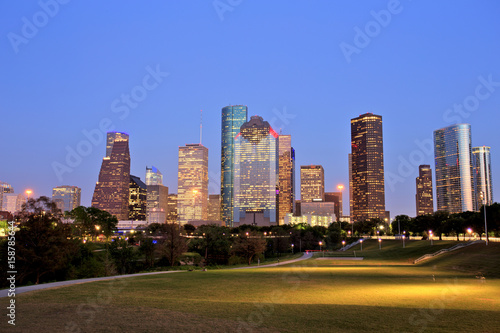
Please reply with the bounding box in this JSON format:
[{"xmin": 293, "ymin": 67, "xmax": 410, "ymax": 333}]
[{"xmin": 1, "ymin": 0, "xmax": 499, "ymax": 218}]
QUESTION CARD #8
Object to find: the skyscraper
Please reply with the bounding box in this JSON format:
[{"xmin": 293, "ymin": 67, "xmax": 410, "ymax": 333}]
[
  {"xmin": 300, "ymin": 165, "xmax": 324, "ymax": 203},
  {"xmin": 278, "ymin": 135, "xmax": 295, "ymax": 225},
  {"xmin": 129, "ymin": 175, "xmax": 147, "ymax": 221},
  {"xmin": 52, "ymin": 185, "xmax": 81, "ymax": 213},
  {"xmin": 146, "ymin": 184, "xmax": 169, "ymax": 224},
  {"xmin": 0, "ymin": 182, "xmax": 14, "ymax": 211},
  {"xmin": 146, "ymin": 166, "xmax": 163, "ymax": 186},
  {"xmin": 434, "ymin": 124, "xmax": 474, "ymax": 213},
  {"xmin": 2, "ymin": 193, "xmax": 25, "ymax": 214},
  {"xmin": 166, "ymin": 193, "xmax": 178, "ymax": 223},
  {"xmin": 473, "ymin": 146, "xmax": 493, "ymax": 208},
  {"xmin": 324, "ymin": 192, "xmax": 342, "ymax": 221},
  {"xmin": 178, "ymin": 143, "xmax": 208, "ymax": 224},
  {"xmin": 220, "ymin": 105, "xmax": 248, "ymax": 224},
  {"xmin": 233, "ymin": 116, "xmax": 279, "ymax": 225},
  {"xmin": 207, "ymin": 194, "xmax": 221, "ymax": 221},
  {"xmin": 350, "ymin": 113, "xmax": 385, "ymax": 222},
  {"xmin": 92, "ymin": 132, "xmax": 131, "ymax": 220},
  {"xmin": 415, "ymin": 165, "xmax": 433, "ymax": 216}
]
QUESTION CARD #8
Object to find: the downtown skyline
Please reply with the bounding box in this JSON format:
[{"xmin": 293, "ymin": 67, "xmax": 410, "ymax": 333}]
[{"xmin": 2, "ymin": 1, "xmax": 499, "ymax": 218}]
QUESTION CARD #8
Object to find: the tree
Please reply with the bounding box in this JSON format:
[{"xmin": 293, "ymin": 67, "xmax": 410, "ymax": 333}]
[
  {"xmin": 139, "ymin": 238, "xmax": 156, "ymax": 268},
  {"xmin": 391, "ymin": 215, "xmax": 411, "ymax": 235},
  {"xmin": 15, "ymin": 197, "xmax": 78, "ymax": 285},
  {"xmin": 158, "ymin": 223, "xmax": 187, "ymax": 266},
  {"xmin": 189, "ymin": 224, "xmax": 231, "ymax": 265},
  {"xmin": 69, "ymin": 206, "xmax": 118, "ymax": 240},
  {"xmin": 231, "ymin": 230, "xmax": 267, "ymax": 265},
  {"xmin": 109, "ymin": 239, "xmax": 138, "ymax": 274}
]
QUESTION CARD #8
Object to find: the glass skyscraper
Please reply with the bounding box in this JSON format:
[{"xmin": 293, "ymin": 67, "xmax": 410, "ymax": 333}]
[
  {"xmin": 433, "ymin": 124, "xmax": 474, "ymax": 213},
  {"xmin": 52, "ymin": 185, "xmax": 81, "ymax": 213},
  {"xmin": 350, "ymin": 113, "xmax": 385, "ymax": 222},
  {"xmin": 473, "ymin": 146, "xmax": 493, "ymax": 208},
  {"xmin": 415, "ymin": 165, "xmax": 434, "ymax": 216},
  {"xmin": 220, "ymin": 105, "xmax": 248, "ymax": 225},
  {"xmin": 233, "ymin": 116, "xmax": 279, "ymax": 224},
  {"xmin": 300, "ymin": 165, "xmax": 324, "ymax": 203},
  {"xmin": 129, "ymin": 175, "xmax": 147, "ymax": 221},
  {"xmin": 146, "ymin": 166, "xmax": 163, "ymax": 186},
  {"xmin": 278, "ymin": 135, "xmax": 295, "ymax": 225}
]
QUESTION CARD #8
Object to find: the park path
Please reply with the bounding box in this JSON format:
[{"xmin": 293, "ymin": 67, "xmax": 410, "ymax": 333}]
[{"xmin": 0, "ymin": 252, "xmax": 313, "ymax": 297}]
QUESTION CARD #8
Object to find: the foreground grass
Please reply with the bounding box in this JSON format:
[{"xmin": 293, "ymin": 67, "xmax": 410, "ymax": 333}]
[{"xmin": 3, "ymin": 241, "xmax": 499, "ymax": 333}]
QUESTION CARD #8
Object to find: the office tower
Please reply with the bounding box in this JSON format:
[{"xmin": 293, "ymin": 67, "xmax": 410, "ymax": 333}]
[
  {"xmin": 92, "ymin": 132, "xmax": 131, "ymax": 220},
  {"xmin": 324, "ymin": 192, "xmax": 342, "ymax": 221},
  {"xmin": 2, "ymin": 193, "xmax": 25, "ymax": 214},
  {"xmin": 166, "ymin": 193, "xmax": 178, "ymax": 223},
  {"xmin": 52, "ymin": 186, "xmax": 81, "ymax": 213},
  {"xmin": 220, "ymin": 105, "xmax": 248, "ymax": 224},
  {"xmin": 278, "ymin": 135, "xmax": 295, "ymax": 225},
  {"xmin": 434, "ymin": 124, "xmax": 474, "ymax": 213},
  {"xmin": 300, "ymin": 165, "xmax": 324, "ymax": 202},
  {"xmin": 233, "ymin": 116, "xmax": 279, "ymax": 225},
  {"xmin": 415, "ymin": 165, "xmax": 434, "ymax": 216},
  {"xmin": 129, "ymin": 175, "xmax": 147, "ymax": 221},
  {"xmin": 146, "ymin": 166, "xmax": 163, "ymax": 186},
  {"xmin": 350, "ymin": 113, "xmax": 385, "ymax": 222},
  {"xmin": 147, "ymin": 184, "xmax": 169, "ymax": 224},
  {"xmin": 208, "ymin": 194, "xmax": 221, "ymax": 221},
  {"xmin": 178, "ymin": 144, "xmax": 209, "ymax": 224},
  {"xmin": 0, "ymin": 182, "xmax": 14, "ymax": 210},
  {"xmin": 348, "ymin": 153, "xmax": 353, "ymax": 219},
  {"xmin": 473, "ymin": 146, "xmax": 493, "ymax": 208}
]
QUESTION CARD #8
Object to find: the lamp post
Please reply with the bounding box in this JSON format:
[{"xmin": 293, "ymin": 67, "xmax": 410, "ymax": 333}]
[
  {"xmin": 378, "ymin": 238, "xmax": 382, "ymax": 250},
  {"xmin": 342, "ymin": 240, "xmax": 346, "ymax": 248},
  {"xmin": 360, "ymin": 239, "xmax": 363, "ymax": 251},
  {"xmin": 480, "ymin": 191, "xmax": 488, "ymax": 246},
  {"xmin": 319, "ymin": 241, "xmax": 323, "ymax": 256},
  {"xmin": 25, "ymin": 189, "xmax": 33, "ymax": 204},
  {"xmin": 402, "ymin": 231, "xmax": 406, "ymax": 248},
  {"xmin": 291, "ymin": 244, "xmax": 294, "ymax": 254},
  {"xmin": 467, "ymin": 228, "xmax": 472, "ymax": 241},
  {"xmin": 429, "ymin": 230, "xmax": 433, "ymax": 246}
]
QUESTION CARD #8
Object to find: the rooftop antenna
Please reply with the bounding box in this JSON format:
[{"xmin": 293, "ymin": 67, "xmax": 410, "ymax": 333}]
[{"xmin": 200, "ymin": 109, "xmax": 203, "ymax": 145}]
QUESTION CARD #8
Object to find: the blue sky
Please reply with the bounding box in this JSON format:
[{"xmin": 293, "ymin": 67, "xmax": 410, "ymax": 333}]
[{"xmin": 1, "ymin": 0, "xmax": 499, "ymax": 218}]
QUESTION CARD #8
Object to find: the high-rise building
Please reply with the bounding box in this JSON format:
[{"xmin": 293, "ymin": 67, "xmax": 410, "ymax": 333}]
[
  {"xmin": 146, "ymin": 166, "xmax": 163, "ymax": 186},
  {"xmin": 2, "ymin": 193, "xmax": 25, "ymax": 214},
  {"xmin": 92, "ymin": 132, "xmax": 131, "ymax": 220},
  {"xmin": 300, "ymin": 165, "xmax": 324, "ymax": 203},
  {"xmin": 324, "ymin": 192, "xmax": 342, "ymax": 221},
  {"xmin": 166, "ymin": 193, "xmax": 178, "ymax": 223},
  {"xmin": 278, "ymin": 135, "xmax": 295, "ymax": 225},
  {"xmin": 348, "ymin": 153, "xmax": 353, "ymax": 219},
  {"xmin": 415, "ymin": 165, "xmax": 433, "ymax": 216},
  {"xmin": 233, "ymin": 116, "xmax": 279, "ymax": 225},
  {"xmin": 350, "ymin": 113, "xmax": 385, "ymax": 222},
  {"xmin": 473, "ymin": 146, "xmax": 493, "ymax": 208},
  {"xmin": 52, "ymin": 186, "xmax": 81, "ymax": 213},
  {"xmin": 178, "ymin": 143, "xmax": 209, "ymax": 224},
  {"xmin": 147, "ymin": 184, "xmax": 169, "ymax": 224},
  {"xmin": 433, "ymin": 124, "xmax": 474, "ymax": 213},
  {"xmin": 220, "ymin": 105, "xmax": 248, "ymax": 224},
  {"xmin": 0, "ymin": 182, "xmax": 14, "ymax": 211},
  {"xmin": 129, "ymin": 175, "xmax": 147, "ymax": 221},
  {"xmin": 208, "ymin": 194, "xmax": 221, "ymax": 221}
]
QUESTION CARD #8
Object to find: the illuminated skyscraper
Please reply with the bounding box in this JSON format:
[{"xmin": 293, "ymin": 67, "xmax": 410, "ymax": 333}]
[
  {"xmin": 52, "ymin": 185, "xmax": 81, "ymax": 212},
  {"xmin": 278, "ymin": 135, "xmax": 295, "ymax": 225},
  {"xmin": 1, "ymin": 193, "xmax": 25, "ymax": 214},
  {"xmin": 208, "ymin": 194, "xmax": 221, "ymax": 221},
  {"xmin": 166, "ymin": 194, "xmax": 178, "ymax": 223},
  {"xmin": 220, "ymin": 105, "xmax": 248, "ymax": 224},
  {"xmin": 473, "ymin": 146, "xmax": 493, "ymax": 208},
  {"xmin": 129, "ymin": 175, "xmax": 147, "ymax": 221},
  {"xmin": 300, "ymin": 165, "xmax": 324, "ymax": 203},
  {"xmin": 146, "ymin": 184, "xmax": 169, "ymax": 224},
  {"xmin": 146, "ymin": 166, "xmax": 163, "ymax": 186},
  {"xmin": 233, "ymin": 116, "xmax": 279, "ymax": 225},
  {"xmin": 0, "ymin": 182, "xmax": 14, "ymax": 211},
  {"xmin": 92, "ymin": 132, "xmax": 130, "ymax": 220},
  {"xmin": 433, "ymin": 124, "xmax": 474, "ymax": 213},
  {"xmin": 415, "ymin": 165, "xmax": 433, "ymax": 216},
  {"xmin": 324, "ymin": 192, "xmax": 342, "ymax": 221},
  {"xmin": 178, "ymin": 144, "xmax": 208, "ymax": 224},
  {"xmin": 350, "ymin": 113, "xmax": 385, "ymax": 222}
]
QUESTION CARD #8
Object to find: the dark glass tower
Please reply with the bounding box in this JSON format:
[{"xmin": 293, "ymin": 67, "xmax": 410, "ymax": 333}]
[
  {"xmin": 473, "ymin": 146, "xmax": 493, "ymax": 209},
  {"xmin": 350, "ymin": 113, "xmax": 385, "ymax": 222},
  {"xmin": 220, "ymin": 105, "xmax": 248, "ymax": 226},
  {"xmin": 92, "ymin": 132, "xmax": 131, "ymax": 220},
  {"xmin": 129, "ymin": 175, "xmax": 147, "ymax": 221},
  {"xmin": 416, "ymin": 165, "xmax": 434, "ymax": 216},
  {"xmin": 278, "ymin": 135, "xmax": 295, "ymax": 225}
]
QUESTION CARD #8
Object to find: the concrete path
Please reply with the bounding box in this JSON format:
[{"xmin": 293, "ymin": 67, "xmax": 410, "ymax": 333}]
[{"xmin": 0, "ymin": 252, "xmax": 313, "ymax": 297}]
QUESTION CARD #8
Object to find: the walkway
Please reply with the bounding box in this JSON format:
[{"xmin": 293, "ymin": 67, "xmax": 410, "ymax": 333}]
[{"xmin": 0, "ymin": 252, "xmax": 313, "ymax": 297}]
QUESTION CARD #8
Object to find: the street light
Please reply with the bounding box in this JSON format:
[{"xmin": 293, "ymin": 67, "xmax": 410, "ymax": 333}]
[
  {"xmin": 467, "ymin": 228, "xmax": 473, "ymax": 241},
  {"xmin": 402, "ymin": 231, "xmax": 406, "ymax": 248},
  {"xmin": 360, "ymin": 239, "xmax": 363, "ymax": 251},
  {"xmin": 342, "ymin": 240, "xmax": 346, "ymax": 248},
  {"xmin": 291, "ymin": 244, "xmax": 294, "ymax": 254},
  {"xmin": 319, "ymin": 241, "xmax": 323, "ymax": 256},
  {"xmin": 429, "ymin": 230, "xmax": 433, "ymax": 246},
  {"xmin": 480, "ymin": 191, "xmax": 488, "ymax": 246},
  {"xmin": 378, "ymin": 238, "xmax": 382, "ymax": 250}
]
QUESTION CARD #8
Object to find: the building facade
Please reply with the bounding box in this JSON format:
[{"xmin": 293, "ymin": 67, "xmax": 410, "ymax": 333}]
[
  {"xmin": 0, "ymin": 182, "xmax": 14, "ymax": 211},
  {"xmin": 415, "ymin": 165, "xmax": 434, "ymax": 216},
  {"xmin": 278, "ymin": 135, "xmax": 295, "ymax": 225},
  {"xmin": 473, "ymin": 146, "xmax": 493, "ymax": 208},
  {"xmin": 166, "ymin": 193, "xmax": 178, "ymax": 223},
  {"xmin": 324, "ymin": 192, "xmax": 342, "ymax": 221},
  {"xmin": 350, "ymin": 113, "xmax": 386, "ymax": 222},
  {"xmin": 146, "ymin": 166, "xmax": 163, "ymax": 186},
  {"xmin": 92, "ymin": 132, "xmax": 131, "ymax": 220},
  {"xmin": 433, "ymin": 124, "xmax": 475, "ymax": 213},
  {"xmin": 233, "ymin": 116, "xmax": 279, "ymax": 225},
  {"xmin": 220, "ymin": 105, "xmax": 248, "ymax": 225},
  {"xmin": 1, "ymin": 193, "xmax": 25, "ymax": 214},
  {"xmin": 129, "ymin": 175, "xmax": 147, "ymax": 221},
  {"xmin": 207, "ymin": 194, "xmax": 221, "ymax": 221},
  {"xmin": 300, "ymin": 165, "xmax": 324, "ymax": 203},
  {"xmin": 52, "ymin": 185, "xmax": 81, "ymax": 213},
  {"xmin": 146, "ymin": 184, "xmax": 169, "ymax": 224},
  {"xmin": 178, "ymin": 144, "xmax": 209, "ymax": 224}
]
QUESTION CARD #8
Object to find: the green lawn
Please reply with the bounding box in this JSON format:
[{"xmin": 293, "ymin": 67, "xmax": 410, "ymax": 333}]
[{"xmin": 3, "ymin": 241, "xmax": 499, "ymax": 333}]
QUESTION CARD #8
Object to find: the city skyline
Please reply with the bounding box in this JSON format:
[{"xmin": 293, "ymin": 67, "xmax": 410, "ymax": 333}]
[{"xmin": 2, "ymin": 2, "xmax": 499, "ymax": 218}]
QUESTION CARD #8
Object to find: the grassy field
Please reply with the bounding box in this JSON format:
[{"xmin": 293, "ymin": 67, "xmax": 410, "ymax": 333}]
[{"xmin": 2, "ymin": 240, "xmax": 499, "ymax": 333}]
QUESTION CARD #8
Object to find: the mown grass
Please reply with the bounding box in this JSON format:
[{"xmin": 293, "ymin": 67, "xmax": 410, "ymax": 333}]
[{"xmin": 2, "ymin": 241, "xmax": 499, "ymax": 333}]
